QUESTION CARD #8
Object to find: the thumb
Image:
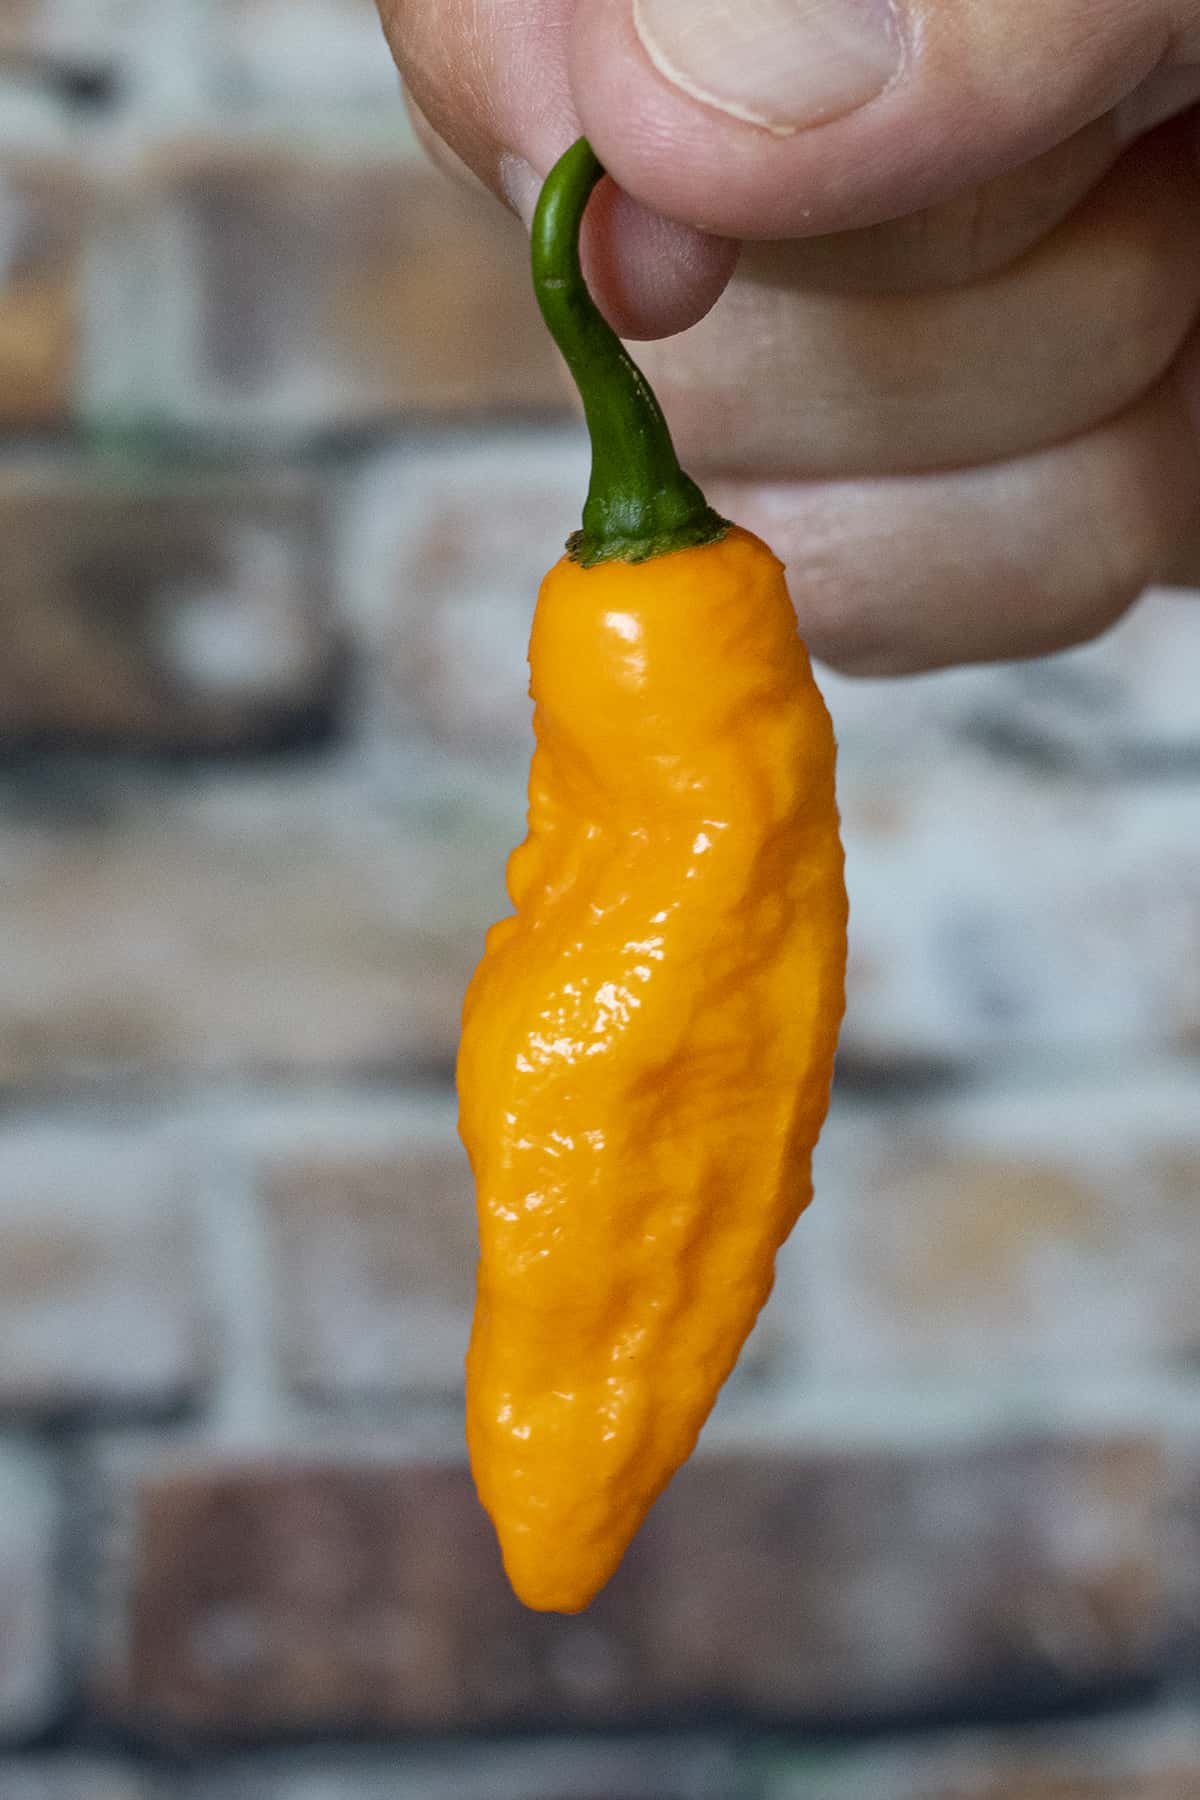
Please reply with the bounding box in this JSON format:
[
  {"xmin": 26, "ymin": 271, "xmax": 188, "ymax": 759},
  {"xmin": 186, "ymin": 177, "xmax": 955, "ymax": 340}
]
[{"xmin": 570, "ymin": 0, "xmax": 1199, "ymax": 237}]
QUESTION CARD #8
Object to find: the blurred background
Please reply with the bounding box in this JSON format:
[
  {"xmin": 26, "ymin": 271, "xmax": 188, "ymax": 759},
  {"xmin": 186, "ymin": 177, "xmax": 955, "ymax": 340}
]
[{"xmin": 1, "ymin": 2, "xmax": 1200, "ymax": 1796}]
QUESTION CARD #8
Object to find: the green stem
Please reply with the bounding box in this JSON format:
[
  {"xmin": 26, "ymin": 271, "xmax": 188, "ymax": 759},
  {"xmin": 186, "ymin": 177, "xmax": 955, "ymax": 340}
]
[{"xmin": 532, "ymin": 137, "xmax": 728, "ymax": 567}]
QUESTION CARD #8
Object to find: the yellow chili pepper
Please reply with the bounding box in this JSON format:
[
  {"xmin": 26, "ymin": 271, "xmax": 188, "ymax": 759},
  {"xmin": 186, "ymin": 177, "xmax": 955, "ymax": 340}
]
[{"xmin": 458, "ymin": 140, "xmax": 847, "ymax": 1615}]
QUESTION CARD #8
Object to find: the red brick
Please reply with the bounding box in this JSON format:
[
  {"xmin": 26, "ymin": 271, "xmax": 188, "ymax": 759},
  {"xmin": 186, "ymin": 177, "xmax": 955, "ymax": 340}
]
[
  {"xmin": 94, "ymin": 1451, "xmax": 650, "ymax": 1737},
  {"xmin": 0, "ymin": 1126, "xmax": 202, "ymax": 1415},
  {"xmin": 94, "ymin": 1431, "xmax": 1163, "ymax": 1740},
  {"xmin": 0, "ymin": 1446, "xmax": 61, "ymax": 1740},
  {"xmin": 124, "ymin": 141, "xmax": 564, "ymax": 439},
  {"xmin": 0, "ymin": 763, "xmax": 505, "ymax": 1089},
  {"xmin": 0, "ymin": 158, "xmax": 89, "ymax": 428},
  {"xmin": 784, "ymin": 1073, "xmax": 1200, "ymax": 1379},
  {"xmin": 257, "ymin": 1104, "xmax": 476, "ymax": 1401},
  {"xmin": 0, "ymin": 462, "xmax": 336, "ymax": 750},
  {"xmin": 640, "ymin": 1435, "xmax": 1163, "ymax": 1722}
]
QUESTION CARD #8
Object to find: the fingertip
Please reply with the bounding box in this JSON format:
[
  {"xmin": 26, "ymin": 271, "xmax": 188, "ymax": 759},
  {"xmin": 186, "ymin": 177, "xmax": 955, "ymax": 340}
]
[
  {"xmin": 404, "ymin": 90, "xmax": 495, "ymax": 199},
  {"xmin": 501, "ymin": 141, "xmax": 737, "ymax": 339},
  {"xmin": 580, "ymin": 179, "xmax": 739, "ymax": 339}
]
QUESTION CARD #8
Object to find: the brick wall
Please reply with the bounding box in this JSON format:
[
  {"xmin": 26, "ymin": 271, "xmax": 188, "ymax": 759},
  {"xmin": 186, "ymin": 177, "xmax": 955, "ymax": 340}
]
[{"xmin": 2, "ymin": 4, "xmax": 1200, "ymax": 1795}]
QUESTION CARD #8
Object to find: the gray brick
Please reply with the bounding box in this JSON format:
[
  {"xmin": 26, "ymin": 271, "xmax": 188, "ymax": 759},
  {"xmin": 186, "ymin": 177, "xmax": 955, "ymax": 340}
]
[
  {"xmin": 186, "ymin": 1739, "xmax": 736, "ymax": 1800},
  {"xmin": 759, "ymin": 1709, "xmax": 1200, "ymax": 1799},
  {"xmin": 0, "ymin": 1444, "xmax": 61, "ymax": 1741},
  {"xmin": 0, "ymin": 1761, "xmax": 157, "ymax": 1800}
]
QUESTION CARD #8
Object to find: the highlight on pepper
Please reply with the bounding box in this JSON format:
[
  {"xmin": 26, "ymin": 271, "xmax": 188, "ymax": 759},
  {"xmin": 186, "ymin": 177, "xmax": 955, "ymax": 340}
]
[{"xmin": 456, "ymin": 136, "xmax": 849, "ymax": 1614}]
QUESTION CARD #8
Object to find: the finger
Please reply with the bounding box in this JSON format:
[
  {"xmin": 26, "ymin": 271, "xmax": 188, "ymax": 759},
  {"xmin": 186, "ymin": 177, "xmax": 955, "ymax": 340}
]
[
  {"xmin": 569, "ymin": 0, "xmax": 1200, "ymax": 238},
  {"xmin": 403, "ymin": 89, "xmax": 493, "ymax": 198},
  {"xmin": 1117, "ymin": 67, "xmax": 1200, "ymax": 145},
  {"xmin": 379, "ymin": 0, "xmax": 575, "ymax": 192},
  {"xmin": 378, "ymin": 0, "xmax": 735, "ymax": 338},
  {"xmin": 709, "ymin": 357, "xmax": 1200, "ymax": 675},
  {"xmin": 1156, "ymin": 326, "xmax": 1200, "ymax": 588},
  {"xmin": 634, "ymin": 124, "xmax": 1200, "ymax": 478},
  {"xmin": 772, "ymin": 116, "xmax": 1121, "ymax": 293},
  {"xmin": 578, "ymin": 179, "xmax": 740, "ymax": 340},
  {"xmin": 1160, "ymin": 505, "xmax": 1200, "ymax": 587}
]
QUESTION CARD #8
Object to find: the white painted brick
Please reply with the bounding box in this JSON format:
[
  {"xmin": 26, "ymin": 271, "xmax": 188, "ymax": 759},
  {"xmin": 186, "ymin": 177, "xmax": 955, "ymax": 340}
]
[
  {"xmin": 0, "ymin": 1125, "xmax": 204, "ymax": 1412},
  {"xmin": 0, "ymin": 760, "xmax": 511, "ymax": 1089},
  {"xmin": 817, "ymin": 587, "xmax": 1200, "ymax": 777},
  {"xmin": 88, "ymin": 137, "xmax": 562, "ymax": 442},
  {"xmin": 340, "ymin": 431, "xmax": 589, "ymax": 769},
  {"xmin": 251, "ymin": 1093, "xmax": 473, "ymax": 1402},
  {"xmin": 207, "ymin": 0, "xmax": 409, "ymax": 111},
  {"xmin": 772, "ymin": 1068, "xmax": 1200, "ymax": 1379},
  {"xmin": 835, "ymin": 755, "xmax": 1200, "ymax": 1069}
]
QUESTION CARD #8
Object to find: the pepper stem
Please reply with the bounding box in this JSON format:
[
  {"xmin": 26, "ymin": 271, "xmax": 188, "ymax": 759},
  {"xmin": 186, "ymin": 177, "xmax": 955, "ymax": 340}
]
[{"xmin": 531, "ymin": 138, "xmax": 728, "ymax": 568}]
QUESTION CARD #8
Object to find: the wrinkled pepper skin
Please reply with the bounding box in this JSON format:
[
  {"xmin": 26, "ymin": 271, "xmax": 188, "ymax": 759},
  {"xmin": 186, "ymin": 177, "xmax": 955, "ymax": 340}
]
[{"xmin": 457, "ymin": 525, "xmax": 847, "ymax": 1614}]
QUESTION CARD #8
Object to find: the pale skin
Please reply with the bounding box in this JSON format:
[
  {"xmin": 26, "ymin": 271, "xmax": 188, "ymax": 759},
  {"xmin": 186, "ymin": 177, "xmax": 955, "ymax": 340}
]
[{"xmin": 377, "ymin": 0, "xmax": 1200, "ymax": 675}]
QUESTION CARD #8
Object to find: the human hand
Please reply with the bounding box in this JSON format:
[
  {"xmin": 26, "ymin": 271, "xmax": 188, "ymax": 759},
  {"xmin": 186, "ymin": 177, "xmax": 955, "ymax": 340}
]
[{"xmin": 378, "ymin": 0, "xmax": 1200, "ymax": 673}]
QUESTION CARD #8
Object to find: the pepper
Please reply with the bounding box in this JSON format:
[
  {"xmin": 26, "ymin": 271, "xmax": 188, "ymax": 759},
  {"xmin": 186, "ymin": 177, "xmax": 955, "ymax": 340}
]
[{"xmin": 457, "ymin": 139, "xmax": 847, "ymax": 1615}]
